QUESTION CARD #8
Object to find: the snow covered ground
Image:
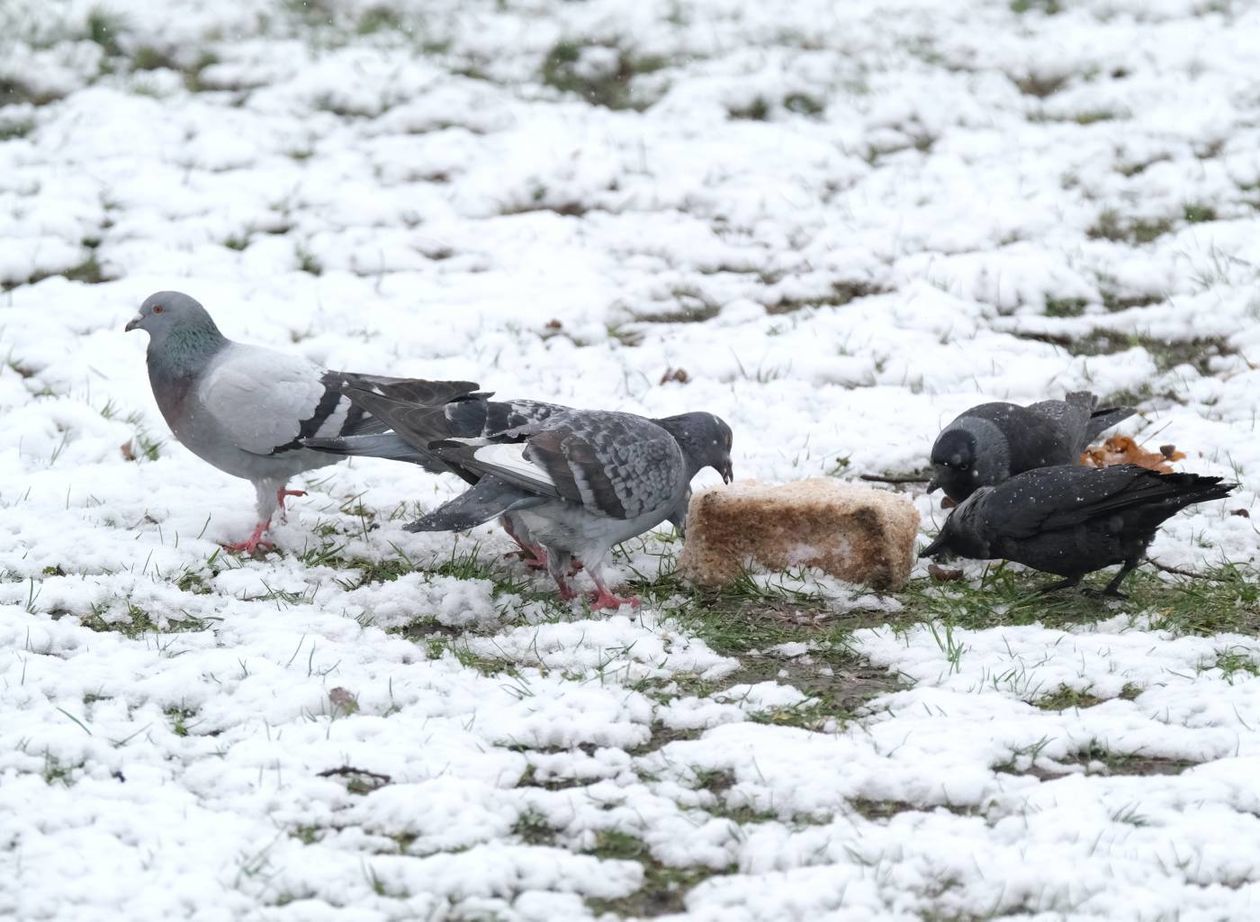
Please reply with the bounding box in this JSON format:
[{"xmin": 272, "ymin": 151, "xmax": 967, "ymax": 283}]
[{"xmin": 4, "ymin": 0, "xmax": 1260, "ymax": 918}]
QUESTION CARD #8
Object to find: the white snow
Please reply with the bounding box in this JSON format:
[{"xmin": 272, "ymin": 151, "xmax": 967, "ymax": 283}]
[{"xmin": 3, "ymin": 0, "xmax": 1260, "ymax": 919}]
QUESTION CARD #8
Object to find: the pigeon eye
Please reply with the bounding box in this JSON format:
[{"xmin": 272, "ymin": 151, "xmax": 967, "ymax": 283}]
[{"xmin": 152, "ymin": 305, "xmax": 165, "ymax": 314}]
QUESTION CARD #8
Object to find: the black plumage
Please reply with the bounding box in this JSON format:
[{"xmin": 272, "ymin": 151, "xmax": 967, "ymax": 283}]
[
  {"xmin": 929, "ymin": 391, "xmax": 1135, "ymax": 501},
  {"xmin": 920, "ymin": 464, "xmax": 1236, "ymax": 596}
]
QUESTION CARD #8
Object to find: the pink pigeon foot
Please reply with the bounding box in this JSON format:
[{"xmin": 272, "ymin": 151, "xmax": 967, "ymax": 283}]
[
  {"xmin": 588, "ymin": 567, "xmax": 638, "ymax": 610},
  {"xmin": 222, "ymin": 520, "xmax": 274, "ymax": 555},
  {"xmin": 275, "ymin": 487, "xmax": 307, "ymax": 522},
  {"xmin": 589, "ymin": 588, "xmax": 640, "ymax": 611}
]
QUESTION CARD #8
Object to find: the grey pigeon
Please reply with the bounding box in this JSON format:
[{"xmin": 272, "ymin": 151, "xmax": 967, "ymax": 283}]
[
  {"xmin": 928, "ymin": 391, "xmax": 1135, "ymax": 501},
  {"xmin": 303, "ymin": 376, "xmax": 571, "ymax": 567},
  {"xmin": 322, "ymin": 383, "xmax": 734, "ymax": 608},
  {"xmin": 419, "ymin": 409, "xmax": 734, "ymax": 608},
  {"xmin": 126, "ymin": 291, "xmax": 477, "ymax": 553},
  {"xmin": 920, "ymin": 464, "xmax": 1235, "ymax": 596}
]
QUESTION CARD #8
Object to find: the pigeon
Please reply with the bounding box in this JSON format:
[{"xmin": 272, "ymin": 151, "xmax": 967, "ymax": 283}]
[
  {"xmin": 418, "ymin": 410, "xmax": 734, "ymax": 608},
  {"xmin": 302, "ymin": 376, "xmax": 571, "ymax": 567},
  {"xmin": 320, "ymin": 382, "xmax": 734, "ymax": 608},
  {"xmin": 125, "ymin": 291, "xmax": 478, "ymax": 553},
  {"xmin": 919, "ymin": 464, "xmax": 1235, "ymax": 596},
  {"xmin": 928, "ymin": 391, "xmax": 1136, "ymax": 501}
]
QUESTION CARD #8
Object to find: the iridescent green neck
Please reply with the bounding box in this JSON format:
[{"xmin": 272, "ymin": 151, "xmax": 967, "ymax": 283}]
[{"xmin": 148, "ymin": 321, "xmax": 228, "ymax": 378}]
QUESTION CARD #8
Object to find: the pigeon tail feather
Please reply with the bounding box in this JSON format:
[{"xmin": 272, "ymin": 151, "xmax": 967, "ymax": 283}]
[
  {"xmin": 303, "ymin": 431, "xmax": 441, "ymax": 465},
  {"xmin": 404, "ymin": 478, "xmax": 544, "ymax": 533}
]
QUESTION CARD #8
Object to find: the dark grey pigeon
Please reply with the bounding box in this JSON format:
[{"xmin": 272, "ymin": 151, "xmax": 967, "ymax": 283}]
[
  {"xmin": 920, "ymin": 464, "xmax": 1235, "ymax": 597},
  {"xmin": 928, "ymin": 391, "xmax": 1135, "ymax": 502},
  {"xmin": 417, "ymin": 409, "xmax": 733, "ymax": 608},
  {"xmin": 126, "ymin": 291, "xmax": 477, "ymax": 553},
  {"xmin": 302, "ymin": 375, "xmax": 572, "ymax": 566}
]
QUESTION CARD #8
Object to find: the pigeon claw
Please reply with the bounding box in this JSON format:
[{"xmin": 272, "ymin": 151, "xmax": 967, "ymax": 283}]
[
  {"xmin": 589, "ymin": 590, "xmax": 640, "ymax": 611},
  {"xmin": 275, "ymin": 487, "xmax": 307, "ymax": 523},
  {"xmin": 276, "ymin": 487, "xmax": 307, "ymax": 511},
  {"xmin": 223, "ymin": 521, "xmax": 274, "ymax": 555}
]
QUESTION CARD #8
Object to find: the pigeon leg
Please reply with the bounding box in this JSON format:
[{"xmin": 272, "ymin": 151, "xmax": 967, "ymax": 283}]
[
  {"xmin": 500, "ymin": 516, "xmax": 549, "ymax": 570},
  {"xmin": 521, "ymin": 546, "xmax": 550, "ymax": 570},
  {"xmin": 275, "ymin": 486, "xmax": 307, "ymax": 523},
  {"xmin": 223, "ymin": 520, "xmax": 274, "ymax": 555},
  {"xmin": 545, "ymin": 548, "xmax": 578, "ymax": 600},
  {"xmin": 587, "ymin": 566, "xmax": 639, "ymax": 611},
  {"xmin": 1035, "ymin": 575, "xmax": 1082, "ymax": 595},
  {"xmin": 1101, "ymin": 558, "xmax": 1140, "ymax": 599}
]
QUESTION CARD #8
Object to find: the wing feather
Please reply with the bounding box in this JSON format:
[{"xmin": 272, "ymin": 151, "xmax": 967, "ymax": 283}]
[{"xmin": 197, "ymin": 345, "xmax": 328, "ymax": 456}]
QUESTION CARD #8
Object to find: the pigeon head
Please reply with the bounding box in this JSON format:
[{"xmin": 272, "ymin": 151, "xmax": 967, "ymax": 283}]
[
  {"xmin": 655, "ymin": 412, "xmax": 734, "ymax": 483},
  {"xmin": 928, "ymin": 420, "xmax": 1008, "ymax": 501},
  {"xmin": 126, "ymin": 291, "xmax": 222, "ymax": 342}
]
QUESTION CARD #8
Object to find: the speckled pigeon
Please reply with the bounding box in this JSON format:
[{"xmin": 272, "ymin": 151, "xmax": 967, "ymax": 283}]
[
  {"xmin": 929, "ymin": 391, "xmax": 1135, "ymax": 501},
  {"xmin": 920, "ymin": 464, "xmax": 1234, "ymax": 596},
  {"xmin": 126, "ymin": 291, "xmax": 478, "ymax": 553},
  {"xmin": 321, "ymin": 381, "xmax": 735, "ymax": 609},
  {"xmin": 424, "ymin": 410, "xmax": 734, "ymax": 608}
]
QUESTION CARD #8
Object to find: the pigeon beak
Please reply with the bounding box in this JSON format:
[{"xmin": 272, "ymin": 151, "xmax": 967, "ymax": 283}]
[
  {"xmin": 721, "ymin": 461, "xmax": 734, "ymax": 484},
  {"xmin": 926, "ymin": 477, "xmax": 940, "ymax": 494},
  {"xmin": 124, "ymin": 314, "xmax": 142, "ymax": 332}
]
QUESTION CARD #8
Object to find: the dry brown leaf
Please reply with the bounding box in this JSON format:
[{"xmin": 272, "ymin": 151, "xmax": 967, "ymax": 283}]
[
  {"xmin": 120, "ymin": 440, "xmax": 136, "ymax": 462},
  {"xmin": 928, "ymin": 563, "xmax": 964, "ymax": 582},
  {"xmin": 328, "ymin": 687, "xmax": 359, "ymax": 716},
  {"xmin": 1079, "ymin": 435, "xmax": 1185, "ymax": 473}
]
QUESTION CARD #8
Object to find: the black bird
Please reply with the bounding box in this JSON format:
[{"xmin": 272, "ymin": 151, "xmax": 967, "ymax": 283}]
[
  {"xmin": 929, "ymin": 392, "xmax": 1135, "ymax": 501},
  {"xmin": 920, "ymin": 464, "xmax": 1236, "ymax": 596}
]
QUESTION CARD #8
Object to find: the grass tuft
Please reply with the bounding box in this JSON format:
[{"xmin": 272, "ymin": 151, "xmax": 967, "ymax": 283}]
[
  {"xmin": 1183, "ymin": 203, "xmax": 1218, "ymax": 224},
  {"xmin": 1034, "ymin": 685, "xmax": 1104, "ymax": 710},
  {"xmin": 295, "ymin": 245, "xmax": 323, "ymax": 275},
  {"xmin": 1088, "ymin": 208, "xmax": 1175, "ymax": 244},
  {"xmin": 0, "ymin": 116, "xmax": 34, "ymax": 141},
  {"xmin": 131, "ymin": 46, "xmax": 176, "ymax": 71},
  {"xmin": 512, "ymin": 809, "xmax": 559, "ymax": 846},
  {"xmin": 1213, "ymin": 647, "xmax": 1260, "ymax": 683},
  {"xmin": 80, "ymin": 601, "xmax": 212, "ymax": 638},
  {"xmin": 728, "ymin": 96, "xmax": 770, "ymax": 120},
  {"xmin": 541, "ymin": 40, "xmax": 667, "ymax": 111},
  {"xmin": 63, "ymin": 253, "xmax": 110, "ymax": 284},
  {"xmin": 898, "ymin": 562, "xmax": 1260, "ymax": 637},
  {"xmin": 86, "ymin": 7, "xmax": 127, "ymax": 57},
  {"xmin": 1011, "ymin": 0, "xmax": 1063, "ymax": 12}
]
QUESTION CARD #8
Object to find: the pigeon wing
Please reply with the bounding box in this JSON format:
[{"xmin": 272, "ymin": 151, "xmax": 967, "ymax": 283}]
[
  {"xmin": 196, "ymin": 345, "xmax": 335, "ymax": 456},
  {"xmin": 519, "ymin": 413, "xmax": 683, "ymax": 519}
]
